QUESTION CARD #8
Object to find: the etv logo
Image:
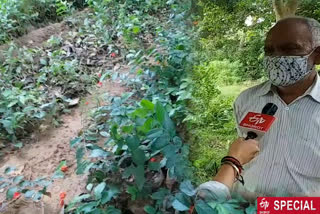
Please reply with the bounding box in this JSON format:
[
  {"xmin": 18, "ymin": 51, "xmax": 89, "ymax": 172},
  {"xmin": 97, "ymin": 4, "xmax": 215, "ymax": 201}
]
[
  {"xmin": 260, "ymin": 198, "xmax": 270, "ymax": 210},
  {"xmin": 259, "ymin": 198, "xmax": 270, "ymax": 214},
  {"xmin": 249, "ymin": 115, "xmax": 266, "ymax": 125}
]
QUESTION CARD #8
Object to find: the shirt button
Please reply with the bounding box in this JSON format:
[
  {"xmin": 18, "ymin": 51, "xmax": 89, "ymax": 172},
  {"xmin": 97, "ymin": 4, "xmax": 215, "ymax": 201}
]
[{"xmin": 285, "ymin": 107, "xmax": 289, "ymax": 110}]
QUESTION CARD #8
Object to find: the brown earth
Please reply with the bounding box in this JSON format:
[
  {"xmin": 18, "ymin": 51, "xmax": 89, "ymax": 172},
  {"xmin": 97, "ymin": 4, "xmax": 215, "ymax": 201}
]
[{"xmin": 0, "ymin": 23, "xmax": 66, "ymax": 57}]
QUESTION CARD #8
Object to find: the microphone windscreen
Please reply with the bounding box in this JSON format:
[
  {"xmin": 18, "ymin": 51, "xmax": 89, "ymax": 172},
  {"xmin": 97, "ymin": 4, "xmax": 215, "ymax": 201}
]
[{"xmin": 262, "ymin": 103, "xmax": 278, "ymax": 116}]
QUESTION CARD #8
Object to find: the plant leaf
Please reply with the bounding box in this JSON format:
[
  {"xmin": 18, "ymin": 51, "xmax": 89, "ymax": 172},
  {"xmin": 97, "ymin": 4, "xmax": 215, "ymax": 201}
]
[
  {"xmin": 155, "ymin": 102, "xmax": 166, "ymax": 123},
  {"xmin": 7, "ymin": 187, "xmax": 19, "ymax": 199},
  {"xmin": 126, "ymin": 135, "xmax": 140, "ymax": 151},
  {"xmin": 133, "ymin": 165, "xmax": 145, "ymax": 190},
  {"xmin": 132, "ymin": 148, "xmax": 146, "ymax": 165},
  {"xmin": 127, "ymin": 185, "xmax": 138, "ymax": 200},
  {"xmin": 180, "ymin": 180, "xmax": 196, "ymax": 196},
  {"xmin": 147, "ymin": 128, "xmax": 163, "ymax": 139},
  {"xmin": 70, "ymin": 137, "xmax": 82, "ymax": 147},
  {"xmin": 141, "ymin": 100, "xmax": 154, "ymax": 111},
  {"xmin": 79, "ymin": 201, "xmax": 98, "ymax": 212},
  {"xmin": 86, "ymin": 183, "xmax": 93, "ymax": 191},
  {"xmin": 72, "ymin": 194, "xmax": 91, "ymax": 203},
  {"xmin": 25, "ymin": 190, "xmax": 36, "ymax": 198},
  {"xmin": 100, "ymin": 131, "xmax": 109, "ymax": 137},
  {"xmin": 13, "ymin": 175, "xmax": 24, "ymax": 184},
  {"xmin": 90, "ymin": 149, "xmax": 110, "ymax": 158},
  {"xmin": 5, "ymin": 166, "xmax": 16, "ymax": 175},
  {"xmin": 151, "ymin": 134, "xmax": 170, "ymax": 150},
  {"xmin": 148, "ymin": 162, "xmax": 160, "ymax": 171},
  {"xmin": 132, "ymin": 26, "xmax": 140, "ymax": 34},
  {"xmin": 101, "ymin": 185, "xmax": 120, "ymax": 204},
  {"xmin": 195, "ymin": 200, "xmax": 217, "ymax": 214},
  {"xmin": 151, "ymin": 188, "xmax": 170, "ymax": 201},
  {"xmin": 106, "ymin": 206, "xmax": 121, "ymax": 214},
  {"xmin": 144, "ymin": 205, "xmax": 157, "ymax": 214},
  {"xmin": 172, "ymin": 193, "xmax": 191, "ymax": 211},
  {"xmin": 94, "ymin": 182, "xmax": 106, "ymax": 199},
  {"xmin": 172, "ymin": 199, "xmax": 190, "ymax": 211}
]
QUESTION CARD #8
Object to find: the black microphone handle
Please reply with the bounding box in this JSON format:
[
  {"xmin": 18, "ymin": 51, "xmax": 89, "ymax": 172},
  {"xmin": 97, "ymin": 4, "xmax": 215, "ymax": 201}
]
[{"xmin": 245, "ymin": 131, "xmax": 258, "ymax": 140}]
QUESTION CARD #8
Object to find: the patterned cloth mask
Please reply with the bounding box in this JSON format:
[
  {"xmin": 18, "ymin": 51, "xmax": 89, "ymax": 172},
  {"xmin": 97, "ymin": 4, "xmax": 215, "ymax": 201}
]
[{"xmin": 264, "ymin": 51, "xmax": 314, "ymax": 87}]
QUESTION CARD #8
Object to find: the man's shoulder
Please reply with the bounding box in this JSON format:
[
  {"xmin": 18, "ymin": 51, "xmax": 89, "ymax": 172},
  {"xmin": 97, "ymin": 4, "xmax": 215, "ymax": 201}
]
[{"xmin": 235, "ymin": 81, "xmax": 270, "ymax": 105}]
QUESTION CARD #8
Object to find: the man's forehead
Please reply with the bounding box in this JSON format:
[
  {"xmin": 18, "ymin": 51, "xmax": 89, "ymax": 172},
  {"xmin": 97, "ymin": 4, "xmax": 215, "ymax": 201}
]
[{"xmin": 266, "ymin": 18, "xmax": 313, "ymax": 47}]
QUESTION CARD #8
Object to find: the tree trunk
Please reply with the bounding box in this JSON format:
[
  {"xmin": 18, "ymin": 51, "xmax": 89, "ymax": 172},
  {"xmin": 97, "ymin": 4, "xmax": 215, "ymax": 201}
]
[{"xmin": 272, "ymin": 0, "xmax": 299, "ymax": 21}]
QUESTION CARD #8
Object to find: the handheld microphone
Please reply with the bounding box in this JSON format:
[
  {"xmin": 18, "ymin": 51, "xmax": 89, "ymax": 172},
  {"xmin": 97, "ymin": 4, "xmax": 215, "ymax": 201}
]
[{"xmin": 238, "ymin": 103, "xmax": 278, "ymax": 140}]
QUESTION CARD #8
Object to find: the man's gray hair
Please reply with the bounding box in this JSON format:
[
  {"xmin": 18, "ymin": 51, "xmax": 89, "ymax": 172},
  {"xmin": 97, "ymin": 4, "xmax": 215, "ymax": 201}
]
[{"xmin": 305, "ymin": 17, "xmax": 320, "ymax": 48}]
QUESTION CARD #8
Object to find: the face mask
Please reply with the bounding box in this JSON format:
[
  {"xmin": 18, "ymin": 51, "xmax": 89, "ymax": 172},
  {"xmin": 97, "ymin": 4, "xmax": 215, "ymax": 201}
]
[{"xmin": 264, "ymin": 51, "xmax": 314, "ymax": 87}]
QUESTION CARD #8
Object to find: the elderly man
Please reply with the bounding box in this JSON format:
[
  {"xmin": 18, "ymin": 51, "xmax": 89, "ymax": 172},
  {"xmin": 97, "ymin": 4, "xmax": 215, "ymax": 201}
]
[{"xmin": 198, "ymin": 16, "xmax": 320, "ymax": 200}]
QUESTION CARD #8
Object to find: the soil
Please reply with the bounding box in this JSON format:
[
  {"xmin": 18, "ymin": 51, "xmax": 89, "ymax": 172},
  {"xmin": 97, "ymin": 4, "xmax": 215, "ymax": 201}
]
[
  {"xmin": 0, "ymin": 23, "xmax": 66, "ymax": 58},
  {"xmin": 0, "ymin": 20, "xmax": 130, "ymax": 213}
]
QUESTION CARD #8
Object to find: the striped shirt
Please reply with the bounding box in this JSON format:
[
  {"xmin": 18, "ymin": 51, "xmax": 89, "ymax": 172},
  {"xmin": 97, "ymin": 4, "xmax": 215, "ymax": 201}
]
[{"xmin": 233, "ymin": 73, "xmax": 320, "ymax": 197}]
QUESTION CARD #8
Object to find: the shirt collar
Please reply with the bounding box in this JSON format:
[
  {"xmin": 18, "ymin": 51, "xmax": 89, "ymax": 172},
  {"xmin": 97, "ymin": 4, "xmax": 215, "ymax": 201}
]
[
  {"xmin": 257, "ymin": 74, "xmax": 320, "ymax": 103},
  {"xmin": 256, "ymin": 81, "xmax": 273, "ymax": 97},
  {"xmin": 308, "ymin": 74, "xmax": 320, "ymax": 103}
]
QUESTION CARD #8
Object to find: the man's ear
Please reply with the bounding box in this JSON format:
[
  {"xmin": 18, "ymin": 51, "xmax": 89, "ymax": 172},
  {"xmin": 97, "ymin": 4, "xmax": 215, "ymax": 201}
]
[{"xmin": 313, "ymin": 46, "xmax": 320, "ymax": 65}]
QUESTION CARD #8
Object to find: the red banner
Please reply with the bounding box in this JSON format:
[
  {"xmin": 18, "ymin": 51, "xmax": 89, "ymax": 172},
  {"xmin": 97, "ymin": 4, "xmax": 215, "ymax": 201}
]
[{"xmin": 257, "ymin": 197, "xmax": 320, "ymax": 214}]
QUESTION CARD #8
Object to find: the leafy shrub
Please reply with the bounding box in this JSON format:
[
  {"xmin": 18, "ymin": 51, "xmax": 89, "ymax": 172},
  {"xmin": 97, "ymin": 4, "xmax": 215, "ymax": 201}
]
[
  {"xmin": 187, "ymin": 93, "xmax": 237, "ymax": 183},
  {"xmin": 0, "ymin": 0, "xmax": 83, "ymax": 44},
  {"xmin": 197, "ymin": 0, "xmax": 272, "ymax": 81},
  {"xmin": 0, "ymin": 28, "xmax": 98, "ymax": 143},
  {"xmin": 186, "ymin": 57, "xmax": 239, "ymax": 183},
  {"xmin": 197, "ymin": 0, "xmax": 320, "ymax": 81},
  {"xmin": 299, "ymin": 0, "xmax": 320, "ymax": 20},
  {"xmin": 0, "ymin": 87, "xmax": 45, "ymax": 143},
  {"xmin": 194, "ymin": 60, "xmax": 242, "ymax": 86},
  {"xmin": 1, "ymin": 161, "xmax": 72, "ymax": 201},
  {"xmin": 63, "ymin": 0, "xmax": 218, "ymax": 213},
  {"xmin": 1, "ymin": 166, "xmax": 52, "ymax": 201},
  {"xmin": 68, "ymin": 99, "xmax": 193, "ymax": 213}
]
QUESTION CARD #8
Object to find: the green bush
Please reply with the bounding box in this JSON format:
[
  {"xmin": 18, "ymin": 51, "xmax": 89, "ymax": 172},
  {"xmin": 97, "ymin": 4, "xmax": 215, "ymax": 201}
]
[
  {"xmin": 187, "ymin": 59, "xmax": 238, "ymax": 183},
  {"xmin": 0, "ymin": 0, "xmax": 84, "ymax": 44},
  {"xmin": 299, "ymin": 0, "xmax": 320, "ymax": 20},
  {"xmin": 197, "ymin": 0, "xmax": 273, "ymax": 81},
  {"xmin": 0, "ymin": 36, "xmax": 96, "ymax": 143},
  {"xmin": 197, "ymin": 0, "xmax": 320, "ymax": 81},
  {"xmin": 189, "ymin": 126, "xmax": 232, "ymax": 184},
  {"xmin": 188, "ymin": 93, "xmax": 237, "ymax": 183},
  {"xmin": 194, "ymin": 60, "xmax": 242, "ymax": 86}
]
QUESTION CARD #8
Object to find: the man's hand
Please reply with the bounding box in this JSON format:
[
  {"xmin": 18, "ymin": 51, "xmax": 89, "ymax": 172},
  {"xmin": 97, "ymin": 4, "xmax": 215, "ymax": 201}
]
[{"xmin": 227, "ymin": 138, "xmax": 260, "ymax": 165}]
